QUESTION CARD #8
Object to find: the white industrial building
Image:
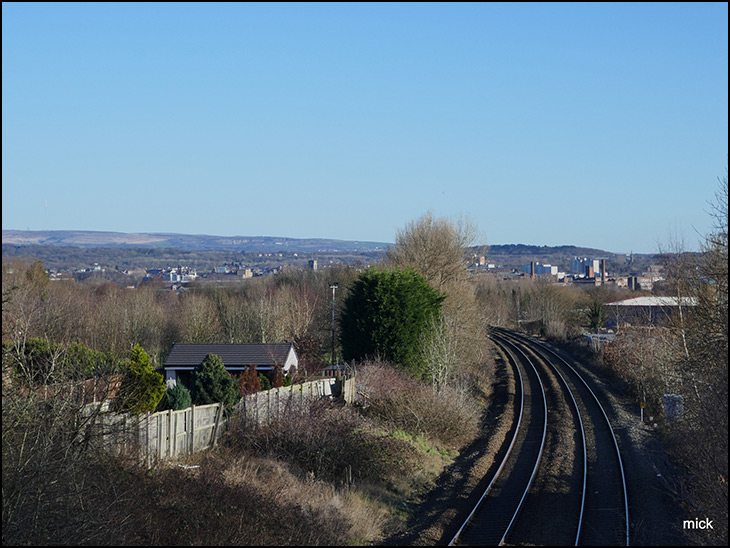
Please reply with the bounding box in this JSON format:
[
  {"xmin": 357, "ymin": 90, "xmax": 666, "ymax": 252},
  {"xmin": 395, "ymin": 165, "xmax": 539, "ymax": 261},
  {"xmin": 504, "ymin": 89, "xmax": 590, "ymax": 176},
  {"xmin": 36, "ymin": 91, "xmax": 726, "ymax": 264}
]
[{"xmin": 570, "ymin": 257, "xmax": 601, "ymax": 274}]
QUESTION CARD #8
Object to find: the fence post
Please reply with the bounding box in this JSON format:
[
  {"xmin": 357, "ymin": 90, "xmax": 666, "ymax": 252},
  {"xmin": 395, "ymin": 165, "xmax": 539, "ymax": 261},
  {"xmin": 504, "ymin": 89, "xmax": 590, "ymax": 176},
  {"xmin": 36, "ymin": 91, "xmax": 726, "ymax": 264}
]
[
  {"xmin": 165, "ymin": 409, "xmax": 172, "ymax": 458},
  {"xmin": 171, "ymin": 411, "xmax": 177, "ymax": 458},
  {"xmin": 211, "ymin": 403, "xmax": 223, "ymax": 447},
  {"xmin": 145, "ymin": 414, "xmax": 151, "ymax": 469},
  {"xmin": 158, "ymin": 412, "xmax": 163, "ymax": 461},
  {"xmin": 190, "ymin": 405, "xmax": 195, "ymax": 455}
]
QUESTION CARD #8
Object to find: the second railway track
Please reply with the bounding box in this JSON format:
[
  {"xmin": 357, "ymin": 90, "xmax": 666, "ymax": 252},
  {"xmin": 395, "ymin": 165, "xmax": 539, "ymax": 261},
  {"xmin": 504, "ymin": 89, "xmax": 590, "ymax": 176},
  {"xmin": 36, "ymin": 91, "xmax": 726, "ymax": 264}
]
[{"xmin": 450, "ymin": 328, "xmax": 629, "ymax": 546}]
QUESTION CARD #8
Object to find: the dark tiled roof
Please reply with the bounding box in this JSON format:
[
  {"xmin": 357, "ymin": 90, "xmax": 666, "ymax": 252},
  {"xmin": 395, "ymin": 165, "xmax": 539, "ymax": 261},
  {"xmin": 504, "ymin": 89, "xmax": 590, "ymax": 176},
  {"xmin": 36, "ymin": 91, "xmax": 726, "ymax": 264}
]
[{"xmin": 163, "ymin": 343, "xmax": 294, "ymax": 368}]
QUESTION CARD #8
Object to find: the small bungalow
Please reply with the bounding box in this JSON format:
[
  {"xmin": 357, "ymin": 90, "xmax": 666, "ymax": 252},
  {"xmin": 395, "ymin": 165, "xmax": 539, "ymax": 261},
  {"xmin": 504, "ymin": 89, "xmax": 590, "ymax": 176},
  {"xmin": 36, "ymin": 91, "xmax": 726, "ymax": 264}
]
[{"xmin": 163, "ymin": 342, "xmax": 298, "ymax": 388}]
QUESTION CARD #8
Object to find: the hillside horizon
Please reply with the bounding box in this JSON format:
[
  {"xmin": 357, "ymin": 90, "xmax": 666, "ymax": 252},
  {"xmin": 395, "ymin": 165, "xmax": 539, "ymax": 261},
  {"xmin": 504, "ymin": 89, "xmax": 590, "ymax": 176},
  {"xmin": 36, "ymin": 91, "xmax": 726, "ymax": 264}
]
[{"xmin": 2, "ymin": 229, "xmax": 632, "ymax": 257}]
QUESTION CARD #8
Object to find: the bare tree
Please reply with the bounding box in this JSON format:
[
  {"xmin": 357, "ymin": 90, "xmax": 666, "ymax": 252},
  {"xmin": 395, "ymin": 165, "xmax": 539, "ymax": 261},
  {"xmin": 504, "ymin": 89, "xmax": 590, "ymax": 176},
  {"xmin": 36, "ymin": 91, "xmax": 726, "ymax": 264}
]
[
  {"xmin": 180, "ymin": 292, "xmax": 222, "ymax": 343},
  {"xmin": 420, "ymin": 315, "xmax": 459, "ymax": 391},
  {"xmin": 619, "ymin": 173, "xmax": 729, "ymax": 543},
  {"xmin": 384, "ymin": 213, "xmax": 491, "ymax": 390},
  {"xmin": 2, "ymin": 336, "xmax": 130, "ymax": 545},
  {"xmin": 386, "ymin": 211, "xmax": 483, "ymax": 291}
]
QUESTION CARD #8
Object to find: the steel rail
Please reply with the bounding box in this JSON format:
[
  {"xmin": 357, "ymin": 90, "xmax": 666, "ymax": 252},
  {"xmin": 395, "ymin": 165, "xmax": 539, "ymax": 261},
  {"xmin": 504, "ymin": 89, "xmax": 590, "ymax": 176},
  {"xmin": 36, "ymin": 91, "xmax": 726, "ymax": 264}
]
[
  {"xmin": 491, "ymin": 333, "xmax": 548, "ymax": 546},
  {"xmin": 448, "ymin": 337, "xmax": 526, "ymax": 546},
  {"xmin": 502, "ymin": 328, "xmax": 630, "ymax": 546},
  {"xmin": 496, "ymin": 328, "xmax": 588, "ymax": 546},
  {"xmin": 449, "ymin": 334, "xmax": 548, "ymax": 546}
]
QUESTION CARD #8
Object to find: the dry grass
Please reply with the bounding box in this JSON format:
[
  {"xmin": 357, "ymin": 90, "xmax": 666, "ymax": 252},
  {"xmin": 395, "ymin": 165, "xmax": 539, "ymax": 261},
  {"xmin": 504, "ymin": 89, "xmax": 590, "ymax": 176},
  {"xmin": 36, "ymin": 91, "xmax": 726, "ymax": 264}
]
[
  {"xmin": 356, "ymin": 362, "xmax": 482, "ymax": 450},
  {"xmin": 144, "ymin": 448, "xmax": 389, "ymax": 546},
  {"xmin": 214, "ymin": 450, "xmax": 389, "ymax": 544},
  {"xmin": 3, "ymin": 361, "xmax": 487, "ymax": 546}
]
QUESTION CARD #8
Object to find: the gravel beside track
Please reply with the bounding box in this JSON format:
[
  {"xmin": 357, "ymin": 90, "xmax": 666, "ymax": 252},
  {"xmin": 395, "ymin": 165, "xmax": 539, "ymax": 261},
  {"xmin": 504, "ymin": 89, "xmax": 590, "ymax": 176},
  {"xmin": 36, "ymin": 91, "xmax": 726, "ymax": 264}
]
[{"xmin": 544, "ymin": 339, "xmax": 688, "ymax": 546}]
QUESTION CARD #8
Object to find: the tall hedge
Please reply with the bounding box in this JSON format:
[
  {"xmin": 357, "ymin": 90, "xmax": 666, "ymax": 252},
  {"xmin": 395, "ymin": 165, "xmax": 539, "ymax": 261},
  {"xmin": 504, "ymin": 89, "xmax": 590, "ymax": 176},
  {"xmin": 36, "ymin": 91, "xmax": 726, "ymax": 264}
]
[
  {"xmin": 2, "ymin": 338, "xmax": 122, "ymax": 387},
  {"xmin": 339, "ymin": 267, "xmax": 445, "ymax": 378}
]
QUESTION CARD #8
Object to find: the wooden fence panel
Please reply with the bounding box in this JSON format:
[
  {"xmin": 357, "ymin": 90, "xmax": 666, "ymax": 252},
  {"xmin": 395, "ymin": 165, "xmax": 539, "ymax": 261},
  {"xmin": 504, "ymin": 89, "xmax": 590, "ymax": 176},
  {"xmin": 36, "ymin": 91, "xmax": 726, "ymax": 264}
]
[{"xmin": 86, "ymin": 375, "xmax": 355, "ymax": 467}]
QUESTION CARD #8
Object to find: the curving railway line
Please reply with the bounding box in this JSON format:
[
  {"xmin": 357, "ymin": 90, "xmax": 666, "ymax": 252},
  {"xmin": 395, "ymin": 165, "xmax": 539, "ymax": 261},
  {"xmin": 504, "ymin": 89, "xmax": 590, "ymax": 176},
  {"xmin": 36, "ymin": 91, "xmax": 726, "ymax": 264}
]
[{"xmin": 449, "ymin": 328, "xmax": 629, "ymax": 546}]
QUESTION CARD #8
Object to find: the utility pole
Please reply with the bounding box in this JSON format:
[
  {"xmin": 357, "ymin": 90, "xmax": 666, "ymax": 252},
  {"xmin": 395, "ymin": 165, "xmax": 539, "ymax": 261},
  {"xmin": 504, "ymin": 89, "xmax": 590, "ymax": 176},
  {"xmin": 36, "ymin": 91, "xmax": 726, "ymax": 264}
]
[{"xmin": 330, "ymin": 282, "xmax": 338, "ymax": 367}]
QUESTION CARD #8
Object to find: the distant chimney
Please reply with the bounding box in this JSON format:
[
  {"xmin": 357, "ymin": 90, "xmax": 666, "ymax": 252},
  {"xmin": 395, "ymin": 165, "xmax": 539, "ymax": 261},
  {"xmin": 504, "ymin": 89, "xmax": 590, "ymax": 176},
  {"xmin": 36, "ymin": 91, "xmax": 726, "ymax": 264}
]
[
  {"xmin": 531, "ymin": 261, "xmax": 535, "ymax": 279},
  {"xmin": 601, "ymin": 259, "xmax": 606, "ymax": 285}
]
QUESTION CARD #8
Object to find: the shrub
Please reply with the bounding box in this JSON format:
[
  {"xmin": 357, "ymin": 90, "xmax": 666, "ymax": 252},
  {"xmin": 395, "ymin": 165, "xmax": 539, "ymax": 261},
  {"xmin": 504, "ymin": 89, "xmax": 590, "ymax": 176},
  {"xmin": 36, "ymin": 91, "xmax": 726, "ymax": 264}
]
[
  {"xmin": 3, "ymin": 338, "xmax": 122, "ymax": 387},
  {"xmin": 192, "ymin": 353, "xmax": 239, "ymax": 408},
  {"xmin": 258, "ymin": 372, "xmax": 272, "ymax": 391},
  {"xmin": 116, "ymin": 344, "xmax": 166, "ymax": 414},
  {"xmin": 239, "ymin": 365, "xmax": 261, "ymax": 396},
  {"xmin": 231, "ymin": 398, "xmax": 417, "ymax": 486},
  {"xmin": 356, "ymin": 362, "xmax": 480, "ymax": 449},
  {"xmin": 163, "ymin": 382, "xmax": 192, "ymax": 410},
  {"xmin": 272, "ymin": 364, "xmax": 284, "ymax": 388}
]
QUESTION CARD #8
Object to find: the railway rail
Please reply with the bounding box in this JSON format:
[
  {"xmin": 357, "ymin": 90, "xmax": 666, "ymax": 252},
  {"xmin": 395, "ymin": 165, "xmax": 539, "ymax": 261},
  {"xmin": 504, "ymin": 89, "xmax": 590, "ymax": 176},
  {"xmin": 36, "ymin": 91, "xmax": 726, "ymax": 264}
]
[
  {"xmin": 449, "ymin": 328, "xmax": 629, "ymax": 546},
  {"xmin": 449, "ymin": 331, "xmax": 548, "ymax": 546}
]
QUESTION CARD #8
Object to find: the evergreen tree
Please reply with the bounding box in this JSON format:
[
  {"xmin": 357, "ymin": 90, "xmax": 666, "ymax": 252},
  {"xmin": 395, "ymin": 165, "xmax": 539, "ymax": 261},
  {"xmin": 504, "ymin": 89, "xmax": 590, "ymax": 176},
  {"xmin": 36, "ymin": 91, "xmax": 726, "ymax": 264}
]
[
  {"xmin": 584, "ymin": 300, "xmax": 606, "ymax": 331},
  {"xmin": 258, "ymin": 372, "xmax": 272, "ymax": 391},
  {"xmin": 117, "ymin": 344, "xmax": 166, "ymax": 414},
  {"xmin": 192, "ymin": 353, "xmax": 239, "ymax": 407},
  {"xmin": 340, "ymin": 267, "xmax": 445, "ymax": 378},
  {"xmin": 238, "ymin": 365, "xmax": 261, "ymax": 395},
  {"xmin": 272, "ymin": 363, "xmax": 284, "ymax": 388},
  {"xmin": 163, "ymin": 382, "xmax": 192, "ymax": 410}
]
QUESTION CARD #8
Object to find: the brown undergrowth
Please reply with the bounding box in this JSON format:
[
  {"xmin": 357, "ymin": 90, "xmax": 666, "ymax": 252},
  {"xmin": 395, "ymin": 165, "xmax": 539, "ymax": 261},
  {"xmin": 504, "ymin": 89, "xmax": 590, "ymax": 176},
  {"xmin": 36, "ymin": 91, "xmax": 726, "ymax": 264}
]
[{"xmin": 3, "ymin": 360, "xmax": 489, "ymax": 546}]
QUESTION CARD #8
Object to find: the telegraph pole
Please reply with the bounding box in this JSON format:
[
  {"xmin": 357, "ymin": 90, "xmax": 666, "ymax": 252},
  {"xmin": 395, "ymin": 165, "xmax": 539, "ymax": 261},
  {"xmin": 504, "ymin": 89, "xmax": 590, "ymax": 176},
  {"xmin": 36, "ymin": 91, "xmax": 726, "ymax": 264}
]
[{"xmin": 330, "ymin": 282, "xmax": 338, "ymax": 367}]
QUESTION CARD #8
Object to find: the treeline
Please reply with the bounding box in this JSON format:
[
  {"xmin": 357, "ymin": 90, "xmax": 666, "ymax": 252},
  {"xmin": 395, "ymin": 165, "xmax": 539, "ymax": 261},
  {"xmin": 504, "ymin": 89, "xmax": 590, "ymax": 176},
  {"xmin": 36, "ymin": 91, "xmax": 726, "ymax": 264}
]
[
  {"xmin": 487, "ymin": 243, "xmax": 610, "ymax": 256},
  {"xmin": 2, "ymin": 259, "xmax": 362, "ymax": 371}
]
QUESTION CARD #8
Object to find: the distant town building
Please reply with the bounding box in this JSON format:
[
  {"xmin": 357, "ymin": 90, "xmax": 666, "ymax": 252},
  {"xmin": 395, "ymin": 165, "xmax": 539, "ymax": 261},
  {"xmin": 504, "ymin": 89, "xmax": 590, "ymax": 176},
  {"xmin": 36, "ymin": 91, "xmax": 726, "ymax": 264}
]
[
  {"xmin": 522, "ymin": 262, "xmax": 559, "ymax": 276},
  {"xmin": 570, "ymin": 257, "xmax": 601, "ymax": 274},
  {"xmin": 626, "ymin": 266, "xmax": 664, "ymax": 291}
]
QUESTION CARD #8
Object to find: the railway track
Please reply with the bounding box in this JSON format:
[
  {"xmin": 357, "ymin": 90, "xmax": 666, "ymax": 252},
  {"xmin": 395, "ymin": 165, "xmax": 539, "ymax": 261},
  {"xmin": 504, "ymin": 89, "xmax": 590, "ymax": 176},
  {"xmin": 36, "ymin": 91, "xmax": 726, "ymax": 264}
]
[
  {"xmin": 449, "ymin": 328, "xmax": 629, "ymax": 546},
  {"xmin": 449, "ymin": 331, "xmax": 548, "ymax": 546}
]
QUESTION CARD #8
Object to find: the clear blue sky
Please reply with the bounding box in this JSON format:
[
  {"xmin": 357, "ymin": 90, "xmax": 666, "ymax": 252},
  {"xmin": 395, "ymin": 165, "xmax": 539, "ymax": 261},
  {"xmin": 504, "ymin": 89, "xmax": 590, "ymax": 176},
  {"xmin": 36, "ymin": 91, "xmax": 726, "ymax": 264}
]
[{"xmin": 3, "ymin": 2, "xmax": 727, "ymax": 253}]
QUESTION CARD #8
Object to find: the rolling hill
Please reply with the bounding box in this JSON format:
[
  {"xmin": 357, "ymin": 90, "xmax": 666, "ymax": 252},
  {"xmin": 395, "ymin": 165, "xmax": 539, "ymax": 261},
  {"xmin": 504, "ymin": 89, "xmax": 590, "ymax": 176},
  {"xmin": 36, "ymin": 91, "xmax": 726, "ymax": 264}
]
[{"xmin": 2, "ymin": 230, "xmax": 390, "ymax": 253}]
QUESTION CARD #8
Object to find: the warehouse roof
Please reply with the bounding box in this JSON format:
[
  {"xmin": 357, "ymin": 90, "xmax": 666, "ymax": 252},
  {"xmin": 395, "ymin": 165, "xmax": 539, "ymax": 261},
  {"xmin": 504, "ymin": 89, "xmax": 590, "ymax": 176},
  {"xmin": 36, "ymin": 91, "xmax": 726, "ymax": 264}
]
[{"xmin": 606, "ymin": 296, "xmax": 698, "ymax": 307}]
